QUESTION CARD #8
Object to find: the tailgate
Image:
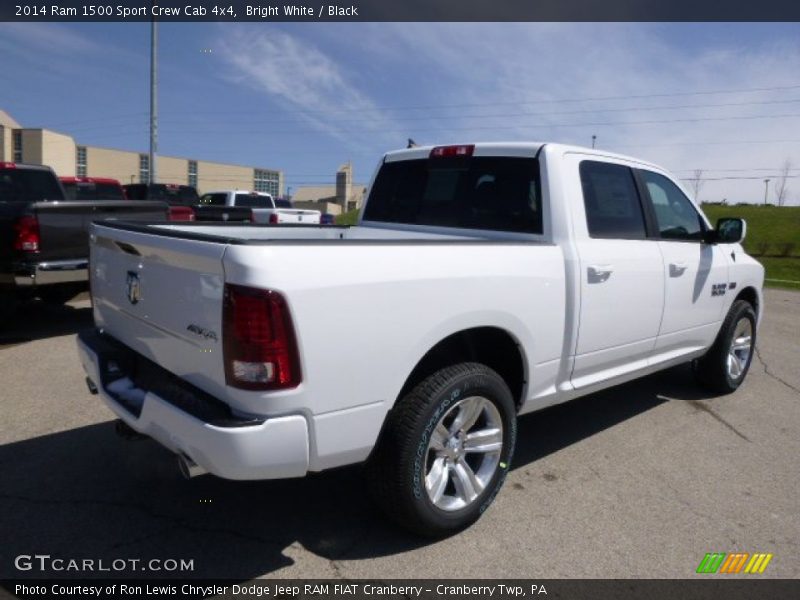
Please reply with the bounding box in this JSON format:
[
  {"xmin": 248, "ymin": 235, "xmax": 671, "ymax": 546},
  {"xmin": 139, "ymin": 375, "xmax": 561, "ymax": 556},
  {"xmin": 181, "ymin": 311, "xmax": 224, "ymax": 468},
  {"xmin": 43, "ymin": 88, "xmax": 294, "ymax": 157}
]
[
  {"xmin": 90, "ymin": 222, "xmax": 228, "ymax": 400},
  {"xmin": 34, "ymin": 200, "xmax": 167, "ymax": 262},
  {"xmin": 276, "ymin": 210, "xmax": 320, "ymax": 223}
]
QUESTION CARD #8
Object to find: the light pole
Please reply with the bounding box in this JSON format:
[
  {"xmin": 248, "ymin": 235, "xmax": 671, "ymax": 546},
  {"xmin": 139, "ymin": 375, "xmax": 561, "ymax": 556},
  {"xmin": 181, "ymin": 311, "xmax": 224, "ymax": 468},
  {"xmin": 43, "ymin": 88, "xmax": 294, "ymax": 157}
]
[
  {"xmin": 763, "ymin": 179, "xmax": 770, "ymax": 205},
  {"xmin": 149, "ymin": 8, "xmax": 158, "ymax": 185}
]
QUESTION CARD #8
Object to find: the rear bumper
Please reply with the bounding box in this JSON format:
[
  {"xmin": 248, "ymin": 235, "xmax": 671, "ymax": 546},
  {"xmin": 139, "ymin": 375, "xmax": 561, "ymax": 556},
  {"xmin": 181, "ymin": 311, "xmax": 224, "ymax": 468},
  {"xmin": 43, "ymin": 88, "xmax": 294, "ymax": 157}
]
[
  {"xmin": 14, "ymin": 259, "xmax": 88, "ymax": 286},
  {"xmin": 76, "ymin": 329, "xmax": 310, "ymax": 480}
]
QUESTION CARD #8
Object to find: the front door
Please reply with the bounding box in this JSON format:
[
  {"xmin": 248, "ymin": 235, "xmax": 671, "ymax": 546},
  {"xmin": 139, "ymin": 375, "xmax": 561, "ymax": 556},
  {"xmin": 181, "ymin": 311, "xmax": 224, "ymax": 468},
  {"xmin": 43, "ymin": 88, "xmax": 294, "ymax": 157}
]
[{"xmin": 637, "ymin": 169, "xmax": 730, "ymax": 360}]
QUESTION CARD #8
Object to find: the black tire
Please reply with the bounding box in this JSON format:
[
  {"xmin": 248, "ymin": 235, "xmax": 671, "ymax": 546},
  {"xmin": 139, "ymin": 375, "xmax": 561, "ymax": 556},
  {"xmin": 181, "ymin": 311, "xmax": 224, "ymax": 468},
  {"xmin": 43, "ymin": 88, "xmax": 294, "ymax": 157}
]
[
  {"xmin": 693, "ymin": 299, "xmax": 757, "ymax": 394},
  {"xmin": 366, "ymin": 362, "xmax": 516, "ymax": 537}
]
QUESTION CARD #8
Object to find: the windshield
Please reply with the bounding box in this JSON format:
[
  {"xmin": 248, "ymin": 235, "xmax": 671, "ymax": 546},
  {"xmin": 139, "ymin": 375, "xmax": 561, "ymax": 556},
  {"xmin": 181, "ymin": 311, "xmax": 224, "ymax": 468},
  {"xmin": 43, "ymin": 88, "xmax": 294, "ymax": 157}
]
[
  {"xmin": 363, "ymin": 156, "xmax": 542, "ymax": 234},
  {"xmin": 0, "ymin": 168, "xmax": 64, "ymax": 203}
]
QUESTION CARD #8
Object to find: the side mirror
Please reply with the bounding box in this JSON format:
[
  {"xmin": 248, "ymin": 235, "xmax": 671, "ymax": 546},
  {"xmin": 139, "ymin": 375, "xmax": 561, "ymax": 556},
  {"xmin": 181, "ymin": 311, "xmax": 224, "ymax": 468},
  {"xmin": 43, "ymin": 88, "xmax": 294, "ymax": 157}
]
[{"xmin": 707, "ymin": 217, "xmax": 746, "ymax": 244}]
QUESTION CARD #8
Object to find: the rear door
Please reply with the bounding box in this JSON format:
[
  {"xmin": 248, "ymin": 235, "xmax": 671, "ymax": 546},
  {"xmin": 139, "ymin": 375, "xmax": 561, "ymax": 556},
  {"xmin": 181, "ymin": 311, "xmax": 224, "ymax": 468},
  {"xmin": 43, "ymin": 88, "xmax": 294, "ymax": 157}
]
[
  {"xmin": 569, "ymin": 157, "xmax": 665, "ymax": 389},
  {"xmin": 637, "ymin": 169, "xmax": 730, "ymax": 359}
]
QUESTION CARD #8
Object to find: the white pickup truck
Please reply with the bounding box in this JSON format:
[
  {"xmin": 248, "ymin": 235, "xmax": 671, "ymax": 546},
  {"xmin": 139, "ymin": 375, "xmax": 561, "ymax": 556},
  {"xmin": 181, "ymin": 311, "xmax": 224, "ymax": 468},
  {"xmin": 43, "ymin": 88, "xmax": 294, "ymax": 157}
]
[
  {"xmin": 77, "ymin": 143, "xmax": 763, "ymax": 535},
  {"xmin": 199, "ymin": 190, "xmax": 321, "ymax": 224}
]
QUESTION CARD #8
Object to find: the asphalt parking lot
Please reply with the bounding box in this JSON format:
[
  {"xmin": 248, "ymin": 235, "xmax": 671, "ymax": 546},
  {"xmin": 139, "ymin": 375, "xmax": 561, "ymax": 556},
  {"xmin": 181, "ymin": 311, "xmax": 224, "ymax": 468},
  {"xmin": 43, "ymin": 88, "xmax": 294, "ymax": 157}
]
[{"xmin": 0, "ymin": 289, "xmax": 798, "ymax": 580}]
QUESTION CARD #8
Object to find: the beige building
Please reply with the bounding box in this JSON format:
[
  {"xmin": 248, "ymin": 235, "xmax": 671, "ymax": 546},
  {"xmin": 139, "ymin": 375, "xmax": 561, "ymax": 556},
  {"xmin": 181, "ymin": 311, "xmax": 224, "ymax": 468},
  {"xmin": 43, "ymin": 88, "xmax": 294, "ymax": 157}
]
[
  {"xmin": 0, "ymin": 109, "xmax": 283, "ymax": 196},
  {"xmin": 291, "ymin": 162, "xmax": 367, "ymax": 214}
]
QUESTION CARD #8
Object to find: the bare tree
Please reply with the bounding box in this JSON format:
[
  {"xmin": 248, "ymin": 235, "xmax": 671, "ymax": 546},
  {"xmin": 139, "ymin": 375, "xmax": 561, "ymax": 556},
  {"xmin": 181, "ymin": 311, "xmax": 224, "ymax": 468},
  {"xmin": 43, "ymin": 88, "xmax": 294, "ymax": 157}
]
[
  {"xmin": 689, "ymin": 169, "xmax": 705, "ymax": 201},
  {"xmin": 774, "ymin": 159, "xmax": 792, "ymax": 207}
]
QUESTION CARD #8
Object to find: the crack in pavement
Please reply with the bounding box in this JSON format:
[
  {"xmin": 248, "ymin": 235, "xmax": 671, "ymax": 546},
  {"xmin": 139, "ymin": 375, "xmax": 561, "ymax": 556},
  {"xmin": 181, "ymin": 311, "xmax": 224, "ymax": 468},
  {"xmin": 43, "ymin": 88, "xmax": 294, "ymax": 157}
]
[
  {"xmin": 686, "ymin": 400, "xmax": 751, "ymax": 442},
  {"xmin": 754, "ymin": 345, "xmax": 800, "ymax": 395}
]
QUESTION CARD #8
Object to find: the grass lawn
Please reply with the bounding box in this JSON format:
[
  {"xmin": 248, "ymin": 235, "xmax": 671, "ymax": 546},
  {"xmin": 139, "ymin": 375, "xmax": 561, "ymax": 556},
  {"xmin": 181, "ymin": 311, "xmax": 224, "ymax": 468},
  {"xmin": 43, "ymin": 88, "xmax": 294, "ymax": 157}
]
[
  {"xmin": 700, "ymin": 204, "xmax": 800, "ymax": 290},
  {"xmin": 701, "ymin": 205, "xmax": 800, "ymax": 257},
  {"xmin": 756, "ymin": 257, "xmax": 800, "ymax": 290},
  {"xmin": 335, "ymin": 208, "xmax": 361, "ymax": 226}
]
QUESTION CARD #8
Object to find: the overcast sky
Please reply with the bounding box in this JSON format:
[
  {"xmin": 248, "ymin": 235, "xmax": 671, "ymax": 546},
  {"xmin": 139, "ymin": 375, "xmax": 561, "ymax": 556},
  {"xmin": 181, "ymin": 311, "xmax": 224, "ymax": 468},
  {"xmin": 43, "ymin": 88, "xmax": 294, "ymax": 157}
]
[{"xmin": 1, "ymin": 22, "xmax": 799, "ymax": 203}]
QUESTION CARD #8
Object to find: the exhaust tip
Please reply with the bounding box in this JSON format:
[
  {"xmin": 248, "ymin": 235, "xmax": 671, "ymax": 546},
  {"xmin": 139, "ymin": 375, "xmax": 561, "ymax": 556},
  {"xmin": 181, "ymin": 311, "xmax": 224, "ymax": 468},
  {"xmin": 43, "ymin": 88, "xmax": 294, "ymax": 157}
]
[{"xmin": 177, "ymin": 454, "xmax": 206, "ymax": 479}]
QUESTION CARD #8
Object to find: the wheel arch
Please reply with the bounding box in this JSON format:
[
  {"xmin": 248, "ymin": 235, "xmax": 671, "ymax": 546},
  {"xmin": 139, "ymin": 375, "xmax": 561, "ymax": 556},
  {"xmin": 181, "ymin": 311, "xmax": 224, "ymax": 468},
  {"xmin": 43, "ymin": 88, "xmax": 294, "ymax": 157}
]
[
  {"xmin": 734, "ymin": 286, "xmax": 759, "ymax": 316},
  {"xmin": 395, "ymin": 326, "xmax": 528, "ymax": 412}
]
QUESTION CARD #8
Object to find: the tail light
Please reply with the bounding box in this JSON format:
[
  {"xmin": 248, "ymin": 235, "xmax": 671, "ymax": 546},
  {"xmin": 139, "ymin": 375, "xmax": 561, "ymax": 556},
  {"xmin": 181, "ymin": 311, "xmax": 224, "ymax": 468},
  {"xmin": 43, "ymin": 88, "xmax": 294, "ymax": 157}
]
[
  {"xmin": 168, "ymin": 206, "xmax": 195, "ymax": 222},
  {"xmin": 223, "ymin": 284, "xmax": 301, "ymax": 391},
  {"xmin": 13, "ymin": 215, "xmax": 40, "ymax": 252},
  {"xmin": 269, "ymin": 213, "xmax": 279, "ymax": 224},
  {"xmin": 430, "ymin": 144, "xmax": 474, "ymax": 158}
]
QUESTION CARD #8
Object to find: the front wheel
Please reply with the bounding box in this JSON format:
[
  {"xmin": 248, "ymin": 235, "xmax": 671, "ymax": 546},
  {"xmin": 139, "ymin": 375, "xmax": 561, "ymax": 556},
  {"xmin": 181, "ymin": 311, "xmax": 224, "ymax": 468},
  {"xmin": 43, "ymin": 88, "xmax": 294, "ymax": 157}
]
[
  {"xmin": 367, "ymin": 362, "xmax": 516, "ymax": 537},
  {"xmin": 693, "ymin": 299, "xmax": 757, "ymax": 394}
]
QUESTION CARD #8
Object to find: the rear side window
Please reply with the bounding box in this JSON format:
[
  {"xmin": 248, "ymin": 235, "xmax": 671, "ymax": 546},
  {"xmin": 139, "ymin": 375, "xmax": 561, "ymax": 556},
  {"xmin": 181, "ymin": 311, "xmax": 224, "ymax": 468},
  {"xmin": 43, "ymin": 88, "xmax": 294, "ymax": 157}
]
[
  {"xmin": 579, "ymin": 161, "xmax": 647, "ymax": 239},
  {"xmin": 363, "ymin": 156, "xmax": 542, "ymax": 234},
  {"xmin": 0, "ymin": 169, "xmax": 63, "ymax": 203},
  {"xmin": 640, "ymin": 170, "xmax": 704, "ymax": 241}
]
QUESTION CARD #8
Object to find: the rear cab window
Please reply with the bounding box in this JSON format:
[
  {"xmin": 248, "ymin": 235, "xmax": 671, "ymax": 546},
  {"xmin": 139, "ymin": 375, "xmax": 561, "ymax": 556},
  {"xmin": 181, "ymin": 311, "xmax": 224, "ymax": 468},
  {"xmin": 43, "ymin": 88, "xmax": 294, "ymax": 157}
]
[
  {"xmin": 0, "ymin": 168, "xmax": 64, "ymax": 203},
  {"xmin": 234, "ymin": 193, "xmax": 273, "ymax": 208},
  {"xmin": 200, "ymin": 193, "xmax": 227, "ymax": 206},
  {"xmin": 63, "ymin": 182, "xmax": 124, "ymax": 201},
  {"xmin": 363, "ymin": 155, "xmax": 543, "ymax": 234}
]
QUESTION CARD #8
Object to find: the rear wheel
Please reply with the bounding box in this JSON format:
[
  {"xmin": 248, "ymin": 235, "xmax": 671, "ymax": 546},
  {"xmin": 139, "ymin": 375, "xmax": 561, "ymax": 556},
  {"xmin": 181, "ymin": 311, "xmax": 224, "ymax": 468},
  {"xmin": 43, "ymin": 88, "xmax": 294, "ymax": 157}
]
[
  {"xmin": 693, "ymin": 299, "xmax": 757, "ymax": 393},
  {"xmin": 367, "ymin": 362, "xmax": 516, "ymax": 536}
]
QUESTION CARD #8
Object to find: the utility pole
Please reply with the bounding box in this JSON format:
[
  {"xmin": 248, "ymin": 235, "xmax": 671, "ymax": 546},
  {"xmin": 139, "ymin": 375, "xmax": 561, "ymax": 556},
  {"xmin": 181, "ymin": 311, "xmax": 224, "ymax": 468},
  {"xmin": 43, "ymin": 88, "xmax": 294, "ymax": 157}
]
[
  {"xmin": 149, "ymin": 10, "xmax": 158, "ymax": 185},
  {"xmin": 763, "ymin": 179, "xmax": 770, "ymax": 205},
  {"xmin": 591, "ymin": 135, "xmax": 596, "ymax": 149}
]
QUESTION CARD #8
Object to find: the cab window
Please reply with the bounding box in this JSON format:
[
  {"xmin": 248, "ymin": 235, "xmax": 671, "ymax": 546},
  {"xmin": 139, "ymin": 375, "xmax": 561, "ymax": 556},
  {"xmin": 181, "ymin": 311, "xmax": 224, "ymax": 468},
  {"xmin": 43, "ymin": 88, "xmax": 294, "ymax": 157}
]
[
  {"xmin": 640, "ymin": 171, "xmax": 704, "ymax": 241},
  {"xmin": 579, "ymin": 161, "xmax": 647, "ymax": 239}
]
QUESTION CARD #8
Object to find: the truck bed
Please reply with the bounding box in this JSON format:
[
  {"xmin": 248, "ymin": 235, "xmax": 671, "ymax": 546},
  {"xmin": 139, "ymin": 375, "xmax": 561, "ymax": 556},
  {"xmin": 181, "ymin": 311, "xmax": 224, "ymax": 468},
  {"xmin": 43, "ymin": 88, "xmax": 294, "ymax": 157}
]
[
  {"xmin": 95, "ymin": 221, "xmax": 511, "ymax": 243},
  {"xmin": 88, "ymin": 219, "xmax": 566, "ymax": 429}
]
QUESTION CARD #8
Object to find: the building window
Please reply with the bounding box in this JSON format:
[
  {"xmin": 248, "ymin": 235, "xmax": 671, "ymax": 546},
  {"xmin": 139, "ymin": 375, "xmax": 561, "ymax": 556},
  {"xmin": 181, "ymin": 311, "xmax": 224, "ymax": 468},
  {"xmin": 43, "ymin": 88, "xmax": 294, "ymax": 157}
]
[
  {"xmin": 139, "ymin": 154, "xmax": 150, "ymax": 184},
  {"xmin": 254, "ymin": 168, "xmax": 279, "ymax": 196},
  {"xmin": 188, "ymin": 160, "xmax": 198, "ymax": 188},
  {"xmin": 13, "ymin": 130, "xmax": 23, "ymax": 163},
  {"xmin": 76, "ymin": 146, "xmax": 87, "ymax": 177}
]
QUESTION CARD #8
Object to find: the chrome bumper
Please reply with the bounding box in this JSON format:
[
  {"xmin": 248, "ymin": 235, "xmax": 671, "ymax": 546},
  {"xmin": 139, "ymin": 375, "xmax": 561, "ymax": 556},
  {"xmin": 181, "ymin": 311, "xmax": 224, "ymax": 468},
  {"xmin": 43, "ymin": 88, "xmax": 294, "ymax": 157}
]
[{"xmin": 14, "ymin": 259, "xmax": 89, "ymax": 286}]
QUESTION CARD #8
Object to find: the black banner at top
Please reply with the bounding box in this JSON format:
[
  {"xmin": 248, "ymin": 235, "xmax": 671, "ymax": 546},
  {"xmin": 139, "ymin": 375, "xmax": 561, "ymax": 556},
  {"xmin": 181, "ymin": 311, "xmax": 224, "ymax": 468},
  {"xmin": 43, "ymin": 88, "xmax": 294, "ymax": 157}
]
[{"xmin": 2, "ymin": 0, "xmax": 800, "ymax": 22}]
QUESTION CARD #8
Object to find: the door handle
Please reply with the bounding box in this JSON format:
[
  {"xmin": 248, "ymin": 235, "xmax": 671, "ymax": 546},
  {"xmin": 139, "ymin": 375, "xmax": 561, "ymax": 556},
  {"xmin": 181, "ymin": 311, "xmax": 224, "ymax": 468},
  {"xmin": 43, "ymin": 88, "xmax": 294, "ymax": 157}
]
[
  {"xmin": 669, "ymin": 262, "xmax": 688, "ymax": 277},
  {"xmin": 588, "ymin": 264, "xmax": 613, "ymax": 283}
]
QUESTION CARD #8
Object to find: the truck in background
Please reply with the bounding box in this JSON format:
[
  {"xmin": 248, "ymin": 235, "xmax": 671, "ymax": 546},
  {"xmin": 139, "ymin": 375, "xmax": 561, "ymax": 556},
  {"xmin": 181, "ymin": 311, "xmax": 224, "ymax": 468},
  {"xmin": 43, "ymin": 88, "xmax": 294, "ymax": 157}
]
[
  {"xmin": 200, "ymin": 190, "xmax": 322, "ymax": 224},
  {"xmin": 0, "ymin": 162, "xmax": 167, "ymax": 314},
  {"xmin": 124, "ymin": 183, "xmax": 251, "ymax": 223},
  {"xmin": 60, "ymin": 177, "xmax": 126, "ymax": 201}
]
